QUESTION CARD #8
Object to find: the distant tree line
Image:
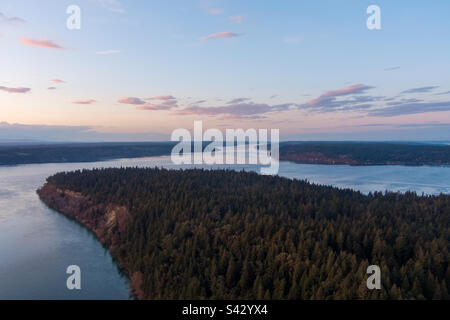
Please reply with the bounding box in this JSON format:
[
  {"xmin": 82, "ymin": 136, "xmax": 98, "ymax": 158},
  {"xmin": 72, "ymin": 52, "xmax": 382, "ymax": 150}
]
[
  {"xmin": 280, "ymin": 142, "xmax": 450, "ymax": 165},
  {"xmin": 2, "ymin": 141, "xmax": 449, "ymax": 166},
  {"xmin": 0, "ymin": 142, "xmax": 175, "ymax": 165}
]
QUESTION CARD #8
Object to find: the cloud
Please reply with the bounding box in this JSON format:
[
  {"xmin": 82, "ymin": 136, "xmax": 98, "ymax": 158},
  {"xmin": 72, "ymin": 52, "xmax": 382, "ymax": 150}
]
[
  {"xmin": 227, "ymin": 97, "xmax": 251, "ymax": 104},
  {"xmin": 158, "ymin": 99, "xmax": 177, "ymax": 106},
  {"xmin": 137, "ymin": 96, "xmax": 178, "ymax": 111},
  {"xmin": 119, "ymin": 95, "xmax": 178, "ymax": 110},
  {"xmin": 208, "ymin": 9, "xmax": 224, "ymax": 15},
  {"xmin": 48, "ymin": 87, "xmax": 56, "ymax": 90},
  {"xmin": 368, "ymin": 101, "xmax": 450, "ymax": 117},
  {"xmin": 174, "ymin": 102, "xmax": 292, "ymax": 119},
  {"xmin": 385, "ymin": 98, "xmax": 422, "ymax": 106},
  {"xmin": 20, "ymin": 37, "xmax": 64, "ymax": 49},
  {"xmin": 137, "ymin": 103, "xmax": 174, "ymax": 111},
  {"xmin": 291, "ymin": 85, "xmax": 422, "ymax": 115},
  {"xmin": 356, "ymin": 122, "xmax": 450, "ymax": 129},
  {"xmin": 0, "ymin": 12, "xmax": 25, "ymax": 25},
  {"xmin": 319, "ymin": 84, "xmax": 374, "ymax": 99},
  {"xmin": 119, "ymin": 95, "xmax": 179, "ymax": 110},
  {"xmin": 301, "ymin": 99, "xmax": 375, "ymax": 113},
  {"xmin": 0, "ymin": 86, "xmax": 31, "ymax": 93},
  {"xmin": 96, "ymin": 50, "xmax": 120, "ymax": 55},
  {"xmin": 229, "ymin": 15, "xmax": 244, "ymax": 24},
  {"xmin": 401, "ymin": 86, "xmax": 440, "ymax": 94},
  {"xmin": 118, "ymin": 97, "xmax": 146, "ymax": 105},
  {"xmin": 51, "ymin": 79, "xmax": 65, "ymax": 83},
  {"xmin": 72, "ymin": 99, "xmax": 96, "ymax": 105},
  {"xmin": 293, "ymin": 83, "xmax": 450, "ymax": 117},
  {"xmin": 146, "ymin": 95, "xmax": 176, "ymax": 101},
  {"xmin": 435, "ymin": 91, "xmax": 450, "ymax": 96},
  {"xmin": 304, "ymin": 84, "xmax": 374, "ymax": 109},
  {"xmin": 200, "ymin": 32, "xmax": 243, "ymax": 41},
  {"xmin": 384, "ymin": 66, "xmax": 400, "ymax": 71}
]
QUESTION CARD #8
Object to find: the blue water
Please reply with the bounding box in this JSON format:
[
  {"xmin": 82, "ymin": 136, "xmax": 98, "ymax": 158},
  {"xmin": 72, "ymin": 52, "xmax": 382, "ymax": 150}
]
[{"xmin": 0, "ymin": 156, "xmax": 449, "ymax": 299}]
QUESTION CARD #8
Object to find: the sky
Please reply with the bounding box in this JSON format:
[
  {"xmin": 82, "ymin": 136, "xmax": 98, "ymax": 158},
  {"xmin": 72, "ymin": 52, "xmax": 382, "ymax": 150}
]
[{"xmin": 1, "ymin": 0, "xmax": 450, "ymax": 141}]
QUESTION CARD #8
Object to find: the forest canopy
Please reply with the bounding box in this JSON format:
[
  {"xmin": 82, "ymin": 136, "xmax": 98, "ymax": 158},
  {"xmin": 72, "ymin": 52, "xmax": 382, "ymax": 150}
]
[{"xmin": 40, "ymin": 167, "xmax": 450, "ymax": 299}]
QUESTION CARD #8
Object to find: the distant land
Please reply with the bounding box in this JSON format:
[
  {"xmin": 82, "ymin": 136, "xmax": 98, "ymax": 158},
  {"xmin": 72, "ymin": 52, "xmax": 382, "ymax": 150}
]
[
  {"xmin": 1, "ymin": 141, "xmax": 450, "ymax": 166},
  {"xmin": 0, "ymin": 142, "xmax": 176, "ymax": 165},
  {"xmin": 279, "ymin": 142, "xmax": 450, "ymax": 166},
  {"xmin": 37, "ymin": 168, "xmax": 450, "ymax": 299}
]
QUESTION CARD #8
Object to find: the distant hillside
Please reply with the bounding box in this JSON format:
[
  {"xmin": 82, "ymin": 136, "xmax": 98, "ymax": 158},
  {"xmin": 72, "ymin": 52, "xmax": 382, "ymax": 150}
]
[
  {"xmin": 2, "ymin": 141, "xmax": 450, "ymax": 166},
  {"xmin": 280, "ymin": 142, "xmax": 450, "ymax": 166},
  {"xmin": 0, "ymin": 142, "xmax": 175, "ymax": 165},
  {"xmin": 38, "ymin": 168, "xmax": 450, "ymax": 299}
]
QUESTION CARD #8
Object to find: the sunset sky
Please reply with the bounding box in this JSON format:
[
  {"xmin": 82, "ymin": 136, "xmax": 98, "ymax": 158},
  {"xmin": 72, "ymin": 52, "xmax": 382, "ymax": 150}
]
[{"xmin": 1, "ymin": 0, "xmax": 450, "ymax": 141}]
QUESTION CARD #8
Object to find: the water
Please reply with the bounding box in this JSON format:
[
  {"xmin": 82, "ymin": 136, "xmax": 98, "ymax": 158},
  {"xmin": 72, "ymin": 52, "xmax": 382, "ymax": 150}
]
[{"xmin": 0, "ymin": 155, "xmax": 449, "ymax": 299}]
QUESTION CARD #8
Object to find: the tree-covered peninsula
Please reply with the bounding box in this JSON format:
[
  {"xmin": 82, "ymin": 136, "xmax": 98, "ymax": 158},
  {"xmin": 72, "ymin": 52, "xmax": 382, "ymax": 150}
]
[{"xmin": 37, "ymin": 167, "xmax": 450, "ymax": 299}]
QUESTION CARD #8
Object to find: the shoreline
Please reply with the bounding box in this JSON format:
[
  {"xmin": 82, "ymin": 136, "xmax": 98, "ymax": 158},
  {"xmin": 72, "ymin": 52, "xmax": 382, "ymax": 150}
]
[{"xmin": 36, "ymin": 183, "xmax": 145, "ymax": 300}]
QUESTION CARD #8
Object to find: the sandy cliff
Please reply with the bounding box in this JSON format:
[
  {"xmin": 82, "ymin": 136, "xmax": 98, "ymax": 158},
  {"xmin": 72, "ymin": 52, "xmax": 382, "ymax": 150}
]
[{"xmin": 37, "ymin": 183, "xmax": 145, "ymax": 299}]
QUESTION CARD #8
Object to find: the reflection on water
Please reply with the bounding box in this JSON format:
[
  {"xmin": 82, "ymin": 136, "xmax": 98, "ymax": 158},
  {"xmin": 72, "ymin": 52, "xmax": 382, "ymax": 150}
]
[{"xmin": 0, "ymin": 155, "xmax": 449, "ymax": 299}]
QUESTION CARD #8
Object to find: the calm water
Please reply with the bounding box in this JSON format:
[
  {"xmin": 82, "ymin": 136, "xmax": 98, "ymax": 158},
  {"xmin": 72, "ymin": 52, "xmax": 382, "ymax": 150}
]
[{"xmin": 0, "ymin": 156, "xmax": 449, "ymax": 299}]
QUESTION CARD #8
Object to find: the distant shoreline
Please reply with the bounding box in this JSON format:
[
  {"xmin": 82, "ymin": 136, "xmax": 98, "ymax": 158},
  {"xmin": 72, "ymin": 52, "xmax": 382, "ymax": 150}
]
[
  {"xmin": 279, "ymin": 142, "xmax": 450, "ymax": 167},
  {"xmin": 1, "ymin": 141, "xmax": 449, "ymax": 167}
]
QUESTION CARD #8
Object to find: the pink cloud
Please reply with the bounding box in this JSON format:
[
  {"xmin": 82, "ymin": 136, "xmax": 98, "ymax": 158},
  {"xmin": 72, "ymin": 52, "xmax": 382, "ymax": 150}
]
[
  {"xmin": 51, "ymin": 79, "xmax": 65, "ymax": 83},
  {"xmin": 322, "ymin": 84, "xmax": 371, "ymax": 98},
  {"xmin": 20, "ymin": 37, "xmax": 64, "ymax": 49},
  {"xmin": 308, "ymin": 84, "xmax": 373, "ymax": 106},
  {"xmin": 0, "ymin": 86, "xmax": 30, "ymax": 93},
  {"xmin": 73, "ymin": 99, "xmax": 96, "ymax": 105},
  {"xmin": 118, "ymin": 97, "xmax": 146, "ymax": 105},
  {"xmin": 200, "ymin": 32, "xmax": 243, "ymax": 41}
]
